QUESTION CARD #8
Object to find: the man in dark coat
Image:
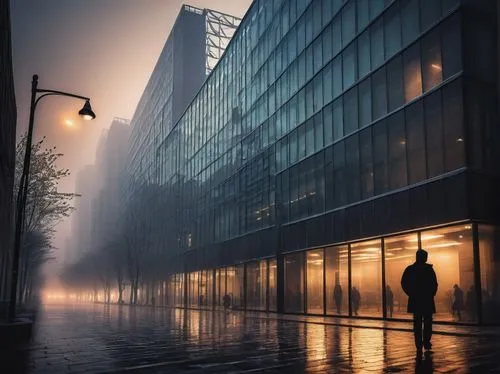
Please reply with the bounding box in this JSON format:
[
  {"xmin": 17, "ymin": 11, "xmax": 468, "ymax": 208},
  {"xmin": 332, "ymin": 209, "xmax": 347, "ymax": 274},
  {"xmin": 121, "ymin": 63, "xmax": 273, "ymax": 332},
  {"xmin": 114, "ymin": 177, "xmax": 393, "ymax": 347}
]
[{"xmin": 401, "ymin": 249, "xmax": 438, "ymax": 354}]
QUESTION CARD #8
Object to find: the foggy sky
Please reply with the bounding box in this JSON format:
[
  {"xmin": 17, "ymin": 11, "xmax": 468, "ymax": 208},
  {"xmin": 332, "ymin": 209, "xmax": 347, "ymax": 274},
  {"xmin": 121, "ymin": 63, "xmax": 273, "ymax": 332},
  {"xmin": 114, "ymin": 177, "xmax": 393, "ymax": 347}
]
[{"xmin": 10, "ymin": 0, "xmax": 252, "ymax": 272}]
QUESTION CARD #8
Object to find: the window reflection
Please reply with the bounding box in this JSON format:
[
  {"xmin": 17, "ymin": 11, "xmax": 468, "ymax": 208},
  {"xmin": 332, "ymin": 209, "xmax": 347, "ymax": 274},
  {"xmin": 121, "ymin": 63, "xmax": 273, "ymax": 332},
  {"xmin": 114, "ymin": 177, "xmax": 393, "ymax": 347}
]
[
  {"xmin": 306, "ymin": 249, "xmax": 324, "ymax": 314},
  {"xmin": 421, "ymin": 225, "xmax": 475, "ymax": 322},
  {"xmin": 326, "ymin": 245, "xmax": 349, "ymax": 316},
  {"xmin": 351, "ymin": 239, "xmax": 382, "ymax": 317}
]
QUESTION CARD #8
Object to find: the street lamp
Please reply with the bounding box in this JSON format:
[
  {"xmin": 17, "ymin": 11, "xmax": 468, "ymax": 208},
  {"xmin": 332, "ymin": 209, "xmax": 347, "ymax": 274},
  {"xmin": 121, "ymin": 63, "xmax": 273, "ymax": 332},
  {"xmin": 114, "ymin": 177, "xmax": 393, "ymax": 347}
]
[{"xmin": 8, "ymin": 74, "xmax": 96, "ymax": 321}]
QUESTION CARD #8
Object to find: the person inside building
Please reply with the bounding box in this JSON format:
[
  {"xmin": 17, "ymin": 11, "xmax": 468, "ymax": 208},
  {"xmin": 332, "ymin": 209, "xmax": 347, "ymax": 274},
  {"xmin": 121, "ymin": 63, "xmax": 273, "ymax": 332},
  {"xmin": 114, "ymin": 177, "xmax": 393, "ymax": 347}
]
[
  {"xmin": 334, "ymin": 283, "xmax": 343, "ymax": 315},
  {"xmin": 386, "ymin": 285, "xmax": 394, "ymax": 318},
  {"xmin": 223, "ymin": 293, "xmax": 231, "ymax": 311},
  {"xmin": 351, "ymin": 287, "xmax": 361, "ymax": 316},
  {"xmin": 199, "ymin": 294, "xmax": 204, "ymax": 307},
  {"xmin": 452, "ymin": 284, "xmax": 464, "ymax": 321},
  {"xmin": 401, "ymin": 249, "xmax": 438, "ymax": 357}
]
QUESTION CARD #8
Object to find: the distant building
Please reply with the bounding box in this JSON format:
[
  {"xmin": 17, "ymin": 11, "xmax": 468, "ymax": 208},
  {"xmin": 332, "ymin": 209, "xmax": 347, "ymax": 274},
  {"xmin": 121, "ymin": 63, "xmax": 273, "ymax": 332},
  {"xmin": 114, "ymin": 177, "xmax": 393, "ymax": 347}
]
[
  {"xmin": 70, "ymin": 118, "xmax": 130, "ymax": 263},
  {"xmin": 0, "ymin": 0, "xmax": 17, "ymax": 304}
]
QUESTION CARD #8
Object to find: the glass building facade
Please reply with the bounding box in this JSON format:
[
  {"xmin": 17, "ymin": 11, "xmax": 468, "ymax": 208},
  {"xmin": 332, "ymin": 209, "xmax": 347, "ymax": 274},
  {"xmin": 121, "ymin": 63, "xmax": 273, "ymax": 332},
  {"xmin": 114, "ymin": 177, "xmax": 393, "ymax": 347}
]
[{"xmin": 130, "ymin": 0, "xmax": 500, "ymax": 325}]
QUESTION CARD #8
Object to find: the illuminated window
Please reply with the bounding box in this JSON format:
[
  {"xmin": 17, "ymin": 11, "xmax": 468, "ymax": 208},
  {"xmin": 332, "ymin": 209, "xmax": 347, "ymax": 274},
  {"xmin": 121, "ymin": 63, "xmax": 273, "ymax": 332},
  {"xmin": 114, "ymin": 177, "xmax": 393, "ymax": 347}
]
[
  {"xmin": 326, "ymin": 245, "xmax": 349, "ymax": 316},
  {"xmin": 403, "ymin": 43, "xmax": 422, "ymax": 103},
  {"xmin": 306, "ymin": 249, "xmax": 324, "ymax": 314},
  {"xmin": 285, "ymin": 252, "xmax": 305, "ymax": 313},
  {"xmin": 351, "ymin": 239, "xmax": 382, "ymax": 317},
  {"xmin": 421, "ymin": 225, "xmax": 475, "ymax": 322}
]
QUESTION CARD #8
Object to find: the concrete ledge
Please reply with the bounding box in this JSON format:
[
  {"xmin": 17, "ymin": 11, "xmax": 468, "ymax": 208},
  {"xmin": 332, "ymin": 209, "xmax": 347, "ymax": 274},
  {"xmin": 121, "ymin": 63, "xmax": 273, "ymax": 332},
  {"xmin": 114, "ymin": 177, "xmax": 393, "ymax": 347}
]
[{"xmin": 0, "ymin": 318, "xmax": 33, "ymax": 348}]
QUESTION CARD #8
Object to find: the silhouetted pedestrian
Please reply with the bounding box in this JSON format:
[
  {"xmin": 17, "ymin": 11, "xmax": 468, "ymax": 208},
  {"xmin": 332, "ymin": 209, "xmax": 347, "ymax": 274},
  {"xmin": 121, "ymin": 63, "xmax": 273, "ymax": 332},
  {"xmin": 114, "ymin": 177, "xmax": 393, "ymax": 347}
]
[
  {"xmin": 386, "ymin": 285, "xmax": 394, "ymax": 318},
  {"xmin": 151, "ymin": 296, "xmax": 156, "ymax": 306},
  {"xmin": 199, "ymin": 294, "xmax": 205, "ymax": 307},
  {"xmin": 223, "ymin": 293, "xmax": 231, "ymax": 311},
  {"xmin": 452, "ymin": 284, "xmax": 464, "ymax": 321},
  {"xmin": 401, "ymin": 249, "xmax": 438, "ymax": 356},
  {"xmin": 333, "ymin": 283, "xmax": 343, "ymax": 314},
  {"xmin": 351, "ymin": 287, "xmax": 361, "ymax": 316}
]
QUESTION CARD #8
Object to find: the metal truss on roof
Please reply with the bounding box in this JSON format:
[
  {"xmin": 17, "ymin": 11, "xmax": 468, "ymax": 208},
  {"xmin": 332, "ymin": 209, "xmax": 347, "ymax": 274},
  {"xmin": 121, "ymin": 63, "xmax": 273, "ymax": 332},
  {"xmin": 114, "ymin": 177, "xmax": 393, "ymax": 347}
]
[{"xmin": 204, "ymin": 9, "xmax": 241, "ymax": 75}]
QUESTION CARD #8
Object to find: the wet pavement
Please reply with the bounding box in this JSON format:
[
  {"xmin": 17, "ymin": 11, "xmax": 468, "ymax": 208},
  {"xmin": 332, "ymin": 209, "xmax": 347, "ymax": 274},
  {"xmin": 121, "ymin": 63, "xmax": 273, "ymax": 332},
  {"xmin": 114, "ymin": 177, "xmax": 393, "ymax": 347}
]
[{"xmin": 2, "ymin": 304, "xmax": 500, "ymax": 373}]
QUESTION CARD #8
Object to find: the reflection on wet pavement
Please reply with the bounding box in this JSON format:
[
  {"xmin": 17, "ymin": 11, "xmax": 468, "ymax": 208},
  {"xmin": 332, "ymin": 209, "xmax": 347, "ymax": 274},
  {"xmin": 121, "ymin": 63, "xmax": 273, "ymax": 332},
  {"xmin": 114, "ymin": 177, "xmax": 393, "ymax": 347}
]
[{"xmin": 2, "ymin": 304, "xmax": 500, "ymax": 373}]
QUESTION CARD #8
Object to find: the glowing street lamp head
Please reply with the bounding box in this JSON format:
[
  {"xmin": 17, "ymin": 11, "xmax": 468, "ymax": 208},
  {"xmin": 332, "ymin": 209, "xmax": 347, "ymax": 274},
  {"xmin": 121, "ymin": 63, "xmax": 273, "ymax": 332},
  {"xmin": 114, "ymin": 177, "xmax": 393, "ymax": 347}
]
[{"xmin": 78, "ymin": 100, "xmax": 96, "ymax": 120}]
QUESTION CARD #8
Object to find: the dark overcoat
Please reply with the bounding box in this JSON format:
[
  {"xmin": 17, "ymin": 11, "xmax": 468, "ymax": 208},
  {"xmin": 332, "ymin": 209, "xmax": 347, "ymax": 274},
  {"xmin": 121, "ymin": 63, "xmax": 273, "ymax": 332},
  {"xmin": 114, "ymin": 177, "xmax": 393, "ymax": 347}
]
[{"xmin": 401, "ymin": 263, "xmax": 438, "ymax": 314}]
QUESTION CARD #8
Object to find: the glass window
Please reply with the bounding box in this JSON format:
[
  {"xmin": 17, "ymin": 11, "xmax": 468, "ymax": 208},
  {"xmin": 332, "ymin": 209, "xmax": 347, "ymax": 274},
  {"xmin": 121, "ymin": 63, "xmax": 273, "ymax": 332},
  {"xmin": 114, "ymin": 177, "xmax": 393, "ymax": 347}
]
[
  {"xmin": 343, "ymin": 42, "xmax": 357, "ymax": 89},
  {"xmin": 323, "ymin": 61, "xmax": 333, "ymax": 104},
  {"xmin": 313, "ymin": 74, "xmax": 323, "ymax": 113},
  {"xmin": 326, "ymin": 245, "xmax": 349, "ymax": 315},
  {"xmin": 306, "ymin": 249, "xmax": 324, "ymax": 314},
  {"xmin": 443, "ymin": 79, "xmax": 465, "ymax": 171},
  {"xmin": 305, "ymin": 119, "xmax": 314, "ymax": 156},
  {"xmin": 313, "ymin": 38, "xmax": 323, "ymax": 74},
  {"xmin": 269, "ymin": 259, "xmax": 277, "ymax": 311},
  {"xmin": 298, "ymin": 88, "xmax": 306, "ymax": 124},
  {"xmin": 227, "ymin": 265, "xmax": 244, "ymax": 309},
  {"xmin": 305, "ymin": 6, "xmax": 313, "ymax": 46},
  {"xmin": 290, "ymin": 130, "xmax": 298, "ymax": 164},
  {"xmin": 324, "ymin": 146, "xmax": 334, "ymax": 210},
  {"xmin": 306, "ymin": 45, "xmax": 314, "ymax": 81},
  {"xmin": 332, "ymin": 14, "xmax": 342, "ymax": 56},
  {"xmin": 285, "ymin": 252, "xmax": 305, "ymax": 313},
  {"xmin": 351, "ymin": 239, "xmax": 382, "ymax": 317},
  {"xmin": 345, "ymin": 134, "xmax": 360, "ymax": 203},
  {"xmin": 323, "ymin": 103, "xmax": 333, "ymax": 146},
  {"xmin": 323, "ymin": 24, "xmax": 333, "ymax": 65},
  {"xmin": 384, "ymin": 233, "xmax": 418, "ymax": 319},
  {"xmin": 342, "ymin": 0, "xmax": 356, "ymax": 47},
  {"xmin": 297, "ymin": 16, "xmax": 306, "ymax": 53},
  {"xmin": 333, "ymin": 141, "xmax": 346, "ymax": 206},
  {"xmin": 314, "ymin": 112, "xmax": 324, "ymax": 151},
  {"xmin": 421, "ymin": 225, "xmax": 475, "ymax": 322},
  {"xmin": 360, "ymin": 127, "xmax": 374, "ymax": 199},
  {"xmin": 359, "ymin": 77, "xmax": 371, "ymax": 128},
  {"xmin": 478, "ymin": 225, "xmax": 500, "ymax": 324},
  {"xmin": 357, "ymin": 0, "xmax": 369, "ymax": 32},
  {"xmin": 422, "ymin": 29, "xmax": 442, "ymax": 92},
  {"xmin": 369, "ymin": 0, "xmax": 384, "ymax": 20},
  {"xmin": 372, "ymin": 67, "xmax": 387, "ymax": 120},
  {"xmin": 373, "ymin": 119, "xmax": 388, "ymax": 194},
  {"xmin": 333, "ymin": 55, "xmax": 343, "ymax": 98},
  {"xmin": 424, "ymin": 90, "xmax": 444, "ymax": 178},
  {"xmin": 246, "ymin": 261, "xmax": 267, "ymax": 310},
  {"xmin": 333, "ymin": 97, "xmax": 343, "ymax": 141},
  {"xmin": 344, "ymin": 86, "xmax": 359, "ymax": 136},
  {"xmin": 313, "ymin": 0, "xmax": 322, "ymax": 37},
  {"xmin": 441, "ymin": 13, "xmax": 462, "ymax": 80},
  {"xmin": 387, "ymin": 111, "xmax": 407, "ymax": 189},
  {"xmin": 387, "ymin": 55, "xmax": 404, "ymax": 112},
  {"xmin": 401, "ymin": 0, "xmax": 419, "ymax": 47},
  {"xmin": 405, "ymin": 101, "xmax": 426, "ymax": 184},
  {"xmin": 216, "ymin": 268, "xmax": 226, "ymax": 309},
  {"xmin": 370, "ymin": 18, "xmax": 384, "ymax": 69},
  {"xmin": 403, "ymin": 42, "xmax": 422, "ymax": 103},
  {"xmin": 420, "ymin": 0, "xmax": 441, "ymax": 32},
  {"xmin": 298, "ymin": 123, "xmax": 307, "ymax": 159},
  {"xmin": 384, "ymin": 3, "xmax": 401, "ymax": 59},
  {"xmin": 358, "ymin": 30, "xmax": 371, "ymax": 78}
]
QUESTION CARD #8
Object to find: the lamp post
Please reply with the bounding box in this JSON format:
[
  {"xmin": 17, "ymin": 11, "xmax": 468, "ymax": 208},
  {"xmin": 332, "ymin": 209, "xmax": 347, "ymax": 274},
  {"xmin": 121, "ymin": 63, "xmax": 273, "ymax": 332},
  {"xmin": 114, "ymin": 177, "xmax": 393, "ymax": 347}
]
[{"xmin": 8, "ymin": 74, "xmax": 96, "ymax": 321}]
